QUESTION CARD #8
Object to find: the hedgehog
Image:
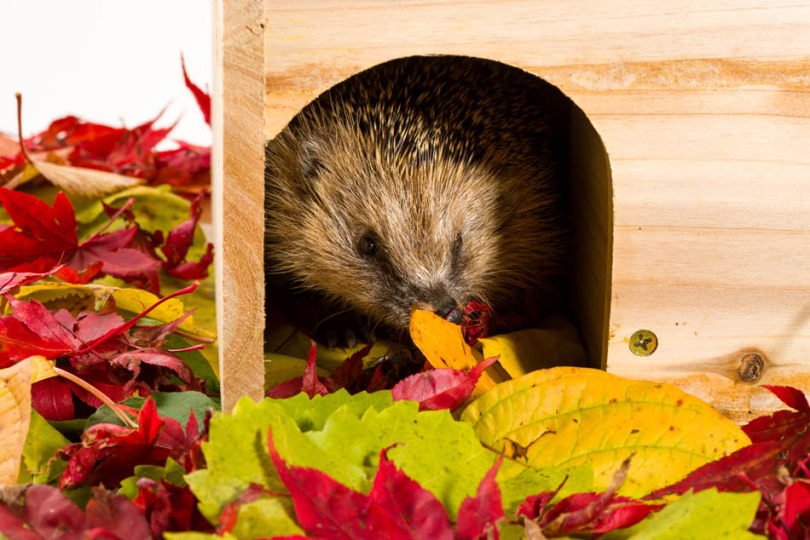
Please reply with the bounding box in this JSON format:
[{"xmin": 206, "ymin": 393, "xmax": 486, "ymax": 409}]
[{"xmin": 265, "ymin": 56, "xmax": 570, "ymax": 346}]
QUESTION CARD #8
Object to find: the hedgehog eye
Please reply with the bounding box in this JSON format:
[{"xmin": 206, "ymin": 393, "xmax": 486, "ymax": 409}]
[{"xmin": 357, "ymin": 232, "xmax": 378, "ymax": 258}]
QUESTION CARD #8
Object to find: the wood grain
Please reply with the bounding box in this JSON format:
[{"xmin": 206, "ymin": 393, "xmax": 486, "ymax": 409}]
[
  {"xmin": 213, "ymin": 0, "xmax": 265, "ymax": 412},
  {"xmin": 262, "ymin": 0, "xmax": 810, "ymax": 419}
]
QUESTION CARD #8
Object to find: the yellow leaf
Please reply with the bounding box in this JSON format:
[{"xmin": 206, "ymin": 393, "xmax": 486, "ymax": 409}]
[
  {"xmin": 111, "ymin": 288, "xmax": 213, "ymax": 338},
  {"xmin": 27, "ymin": 356, "xmax": 57, "ymax": 383},
  {"xmin": 265, "ymin": 325, "xmax": 405, "ymax": 372},
  {"xmin": 14, "ymin": 282, "xmax": 95, "ymax": 314},
  {"xmin": 14, "ymin": 283, "xmax": 212, "ymax": 338},
  {"xmin": 461, "ymin": 367, "xmax": 750, "ymax": 497},
  {"xmin": 479, "ymin": 314, "xmax": 588, "ymax": 378},
  {"xmin": 409, "ymin": 306, "xmax": 508, "ymax": 398},
  {"xmin": 32, "ymin": 161, "xmax": 142, "ymax": 197},
  {"xmin": 264, "ymin": 353, "xmax": 331, "ymax": 390},
  {"xmin": 0, "ymin": 359, "xmax": 32, "ymax": 485}
]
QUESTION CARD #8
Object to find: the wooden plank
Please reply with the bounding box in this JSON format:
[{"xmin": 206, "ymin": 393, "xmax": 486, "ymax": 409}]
[
  {"xmin": 262, "ymin": 0, "xmax": 810, "ymax": 418},
  {"xmin": 264, "ymin": 0, "xmax": 810, "ymax": 137},
  {"xmin": 213, "ymin": 0, "xmax": 265, "ymax": 411}
]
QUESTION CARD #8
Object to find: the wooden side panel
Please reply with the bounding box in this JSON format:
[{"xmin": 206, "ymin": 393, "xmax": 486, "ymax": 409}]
[
  {"xmin": 213, "ymin": 0, "xmax": 265, "ymax": 411},
  {"xmin": 263, "ymin": 0, "xmax": 810, "ymax": 420}
]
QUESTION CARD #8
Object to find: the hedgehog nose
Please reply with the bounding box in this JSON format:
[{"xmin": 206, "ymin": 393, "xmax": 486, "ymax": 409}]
[{"xmin": 433, "ymin": 296, "xmax": 461, "ymax": 324}]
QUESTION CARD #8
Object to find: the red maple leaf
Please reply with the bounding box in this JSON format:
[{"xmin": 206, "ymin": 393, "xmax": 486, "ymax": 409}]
[
  {"xmin": 1, "ymin": 282, "xmax": 202, "ymax": 420},
  {"xmin": 267, "ymin": 428, "xmax": 509, "ymax": 540},
  {"xmin": 267, "ymin": 341, "xmax": 329, "ymax": 399},
  {"xmin": 153, "ymin": 141, "xmax": 211, "ymax": 188},
  {"xmin": 461, "ymin": 301, "xmax": 494, "ymax": 345},
  {"xmin": 646, "ymin": 385, "xmax": 810, "ymax": 539},
  {"xmin": 517, "ymin": 458, "xmax": 660, "ymax": 537},
  {"xmin": 133, "ymin": 477, "xmax": 214, "ymax": 538},
  {"xmin": 0, "ymin": 267, "xmax": 61, "ymax": 295},
  {"xmin": 268, "ymin": 429, "xmax": 457, "ymax": 540},
  {"xmin": 182, "ymin": 55, "xmax": 211, "ymax": 127},
  {"xmin": 0, "ymin": 188, "xmax": 160, "ymax": 292},
  {"xmin": 57, "ymin": 397, "xmax": 198, "ymax": 489},
  {"xmin": 456, "ymin": 457, "xmax": 504, "ymax": 540},
  {"xmin": 160, "ymin": 188, "xmax": 214, "ymax": 279},
  {"xmin": 391, "ymin": 356, "xmax": 498, "ymax": 411},
  {"xmin": 0, "ymin": 485, "xmax": 151, "ymax": 540}
]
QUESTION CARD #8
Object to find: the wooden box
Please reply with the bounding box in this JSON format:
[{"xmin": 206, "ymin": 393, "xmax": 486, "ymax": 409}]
[{"xmin": 212, "ymin": 0, "xmax": 810, "ymax": 421}]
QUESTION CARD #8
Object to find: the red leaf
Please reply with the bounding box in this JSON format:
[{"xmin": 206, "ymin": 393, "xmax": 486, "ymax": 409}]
[
  {"xmin": 154, "ymin": 142, "xmax": 210, "ymax": 187},
  {"xmin": 772, "ymin": 480, "xmax": 810, "ymax": 540},
  {"xmin": 391, "ymin": 356, "xmax": 498, "ymax": 411},
  {"xmin": 534, "ymin": 458, "xmax": 659, "ymax": 537},
  {"xmin": 744, "ymin": 386, "xmax": 810, "ymax": 448},
  {"xmin": 268, "ymin": 428, "xmax": 377, "ymax": 539},
  {"xmin": 268, "ymin": 429, "xmax": 433, "ymax": 540},
  {"xmin": 58, "ymin": 397, "xmax": 195, "ymax": 489},
  {"xmin": 111, "ymin": 348, "xmax": 196, "ymax": 387},
  {"xmin": 266, "ymin": 376, "xmax": 307, "ymax": 399},
  {"xmin": 325, "ymin": 344, "xmax": 373, "ymax": 393},
  {"xmin": 161, "ymin": 189, "xmax": 213, "ymax": 279},
  {"xmin": 0, "ymin": 485, "xmax": 150, "ymax": 540},
  {"xmin": 456, "ymin": 457, "xmax": 504, "ymax": 540},
  {"xmin": 461, "ymin": 301, "xmax": 494, "ymax": 345},
  {"xmin": 0, "ymin": 267, "xmax": 61, "ymax": 295},
  {"xmin": 515, "ymin": 489, "xmax": 563, "ymax": 521},
  {"xmin": 368, "ymin": 450, "xmax": 454, "ymax": 540},
  {"xmin": 0, "ymin": 188, "xmax": 160, "ymax": 292},
  {"xmin": 84, "ymin": 487, "xmax": 151, "ymax": 540},
  {"xmin": 182, "ymin": 55, "xmax": 211, "ymax": 126},
  {"xmin": 646, "ymin": 441, "xmax": 785, "ymax": 499},
  {"xmin": 0, "ymin": 503, "xmax": 42, "ymax": 540},
  {"xmin": 301, "ymin": 341, "xmax": 329, "ymax": 398},
  {"xmin": 22, "ymin": 485, "xmax": 89, "ymax": 540},
  {"xmin": 540, "ymin": 493, "xmax": 660, "ymax": 536},
  {"xmin": 31, "ymin": 377, "xmax": 75, "ymax": 421},
  {"xmin": 0, "ymin": 314, "xmax": 74, "ymax": 367},
  {"xmin": 217, "ymin": 483, "xmax": 280, "ymax": 535},
  {"xmin": 133, "ymin": 478, "xmax": 213, "ymax": 538},
  {"xmin": 763, "ymin": 385, "xmax": 810, "ymax": 413},
  {"xmin": 166, "ymin": 243, "xmax": 213, "ymax": 280}
]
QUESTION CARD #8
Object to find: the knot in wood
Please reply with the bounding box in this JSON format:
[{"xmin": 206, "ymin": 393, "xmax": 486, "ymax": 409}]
[{"xmin": 738, "ymin": 353, "xmax": 765, "ymax": 383}]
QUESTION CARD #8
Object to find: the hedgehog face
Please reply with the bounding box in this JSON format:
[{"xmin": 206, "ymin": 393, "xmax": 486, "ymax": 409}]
[
  {"xmin": 266, "ymin": 130, "xmax": 509, "ymax": 330},
  {"xmin": 265, "ymin": 101, "xmax": 565, "ymax": 334}
]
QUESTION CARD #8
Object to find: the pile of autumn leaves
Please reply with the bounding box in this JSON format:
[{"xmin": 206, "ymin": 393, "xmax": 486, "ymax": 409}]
[{"xmin": 1, "ymin": 68, "xmax": 810, "ymax": 540}]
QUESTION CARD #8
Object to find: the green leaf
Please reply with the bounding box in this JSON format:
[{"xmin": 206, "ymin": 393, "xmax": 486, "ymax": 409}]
[
  {"xmin": 231, "ymin": 498, "xmax": 304, "ymax": 539},
  {"xmin": 163, "ymin": 333, "xmax": 220, "ymax": 394},
  {"xmin": 46, "ymin": 419, "xmax": 88, "ymax": 437},
  {"xmin": 76, "ymin": 185, "xmax": 189, "ymax": 232},
  {"xmin": 185, "ymin": 398, "xmax": 293, "ymax": 521},
  {"xmin": 300, "ymin": 401, "xmax": 495, "ymax": 518},
  {"xmin": 22, "ymin": 410, "xmax": 69, "ymax": 484},
  {"xmin": 274, "ymin": 389, "xmax": 393, "ymax": 432},
  {"xmin": 186, "ymin": 390, "xmax": 499, "ymax": 522},
  {"xmin": 600, "ymin": 489, "xmax": 763, "ymax": 540},
  {"xmin": 87, "ymin": 391, "xmax": 217, "ymax": 429},
  {"xmin": 119, "ymin": 458, "xmax": 187, "ymax": 498},
  {"xmin": 185, "ymin": 391, "xmax": 393, "ymax": 519}
]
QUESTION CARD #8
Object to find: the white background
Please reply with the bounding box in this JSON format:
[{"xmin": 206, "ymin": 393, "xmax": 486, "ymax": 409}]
[{"xmin": 0, "ymin": 1, "xmax": 213, "ymax": 148}]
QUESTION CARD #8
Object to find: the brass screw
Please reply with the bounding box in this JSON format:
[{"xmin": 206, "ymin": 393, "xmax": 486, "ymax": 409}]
[
  {"xmin": 738, "ymin": 353, "xmax": 765, "ymax": 383},
  {"xmin": 629, "ymin": 330, "xmax": 658, "ymax": 356}
]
